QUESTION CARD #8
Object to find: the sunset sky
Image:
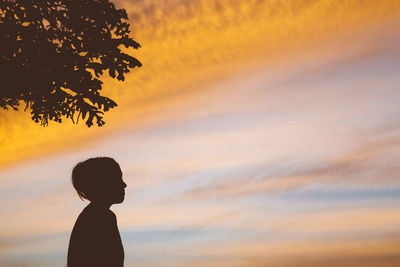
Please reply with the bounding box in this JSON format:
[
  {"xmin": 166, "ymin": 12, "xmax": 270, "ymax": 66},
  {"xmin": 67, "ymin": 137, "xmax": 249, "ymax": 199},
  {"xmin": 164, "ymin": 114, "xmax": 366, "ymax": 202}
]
[{"xmin": 1, "ymin": 0, "xmax": 400, "ymax": 266}]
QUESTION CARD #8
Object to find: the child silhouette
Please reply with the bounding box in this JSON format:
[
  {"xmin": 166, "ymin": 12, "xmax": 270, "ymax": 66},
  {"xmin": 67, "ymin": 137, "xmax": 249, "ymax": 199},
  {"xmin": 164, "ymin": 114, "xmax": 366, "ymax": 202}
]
[{"xmin": 68, "ymin": 157, "xmax": 127, "ymax": 267}]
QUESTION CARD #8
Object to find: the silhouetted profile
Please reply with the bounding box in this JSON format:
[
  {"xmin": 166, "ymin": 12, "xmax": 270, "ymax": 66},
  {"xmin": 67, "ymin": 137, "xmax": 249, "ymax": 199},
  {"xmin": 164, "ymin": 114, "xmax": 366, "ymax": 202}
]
[
  {"xmin": 0, "ymin": 0, "xmax": 141, "ymax": 127},
  {"xmin": 68, "ymin": 157, "xmax": 127, "ymax": 267}
]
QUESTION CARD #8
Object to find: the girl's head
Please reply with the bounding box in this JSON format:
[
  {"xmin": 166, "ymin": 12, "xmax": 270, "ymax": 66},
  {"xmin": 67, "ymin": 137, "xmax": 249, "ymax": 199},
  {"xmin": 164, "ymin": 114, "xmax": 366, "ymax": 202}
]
[{"xmin": 71, "ymin": 157, "xmax": 127, "ymax": 204}]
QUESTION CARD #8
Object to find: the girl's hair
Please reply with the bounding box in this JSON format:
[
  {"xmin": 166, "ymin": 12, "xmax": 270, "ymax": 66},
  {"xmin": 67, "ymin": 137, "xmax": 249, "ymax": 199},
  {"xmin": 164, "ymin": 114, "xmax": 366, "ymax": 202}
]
[{"xmin": 71, "ymin": 157, "xmax": 120, "ymax": 201}]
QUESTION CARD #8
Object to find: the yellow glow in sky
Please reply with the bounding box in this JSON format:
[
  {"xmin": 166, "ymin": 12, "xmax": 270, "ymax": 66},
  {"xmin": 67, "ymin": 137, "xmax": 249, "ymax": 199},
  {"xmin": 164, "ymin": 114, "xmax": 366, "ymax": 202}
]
[{"xmin": 1, "ymin": 0, "xmax": 399, "ymax": 168}]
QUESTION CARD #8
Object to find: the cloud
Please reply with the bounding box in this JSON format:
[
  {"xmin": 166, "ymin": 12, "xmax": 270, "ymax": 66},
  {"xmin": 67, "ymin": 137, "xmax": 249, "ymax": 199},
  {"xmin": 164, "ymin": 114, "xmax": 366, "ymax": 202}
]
[
  {"xmin": 177, "ymin": 133, "xmax": 400, "ymax": 200},
  {"xmin": 1, "ymin": 0, "xmax": 399, "ymax": 169}
]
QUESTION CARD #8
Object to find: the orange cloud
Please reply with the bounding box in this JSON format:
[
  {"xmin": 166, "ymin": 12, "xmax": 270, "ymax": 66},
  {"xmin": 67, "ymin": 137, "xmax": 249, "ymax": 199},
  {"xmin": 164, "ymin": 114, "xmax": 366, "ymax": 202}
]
[{"xmin": 1, "ymin": 0, "xmax": 399, "ymax": 169}]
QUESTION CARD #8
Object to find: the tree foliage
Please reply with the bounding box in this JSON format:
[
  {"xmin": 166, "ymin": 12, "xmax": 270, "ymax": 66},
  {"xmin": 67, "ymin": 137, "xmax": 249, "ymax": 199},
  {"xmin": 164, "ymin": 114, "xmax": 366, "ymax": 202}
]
[{"xmin": 0, "ymin": 0, "xmax": 141, "ymax": 127}]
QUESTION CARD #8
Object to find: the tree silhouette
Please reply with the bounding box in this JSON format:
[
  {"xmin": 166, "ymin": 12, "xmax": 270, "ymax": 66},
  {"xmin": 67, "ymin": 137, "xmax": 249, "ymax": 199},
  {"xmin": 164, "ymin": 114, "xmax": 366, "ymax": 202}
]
[{"xmin": 0, "ymin": 0, "xmax": 141, "ymax": 127}]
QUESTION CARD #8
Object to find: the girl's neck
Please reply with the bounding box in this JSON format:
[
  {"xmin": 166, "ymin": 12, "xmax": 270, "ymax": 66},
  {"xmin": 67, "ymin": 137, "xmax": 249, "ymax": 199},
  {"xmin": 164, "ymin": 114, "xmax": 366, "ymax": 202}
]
[{"xmin": 89, "ymin": 201, "xmax": 112, "ymax": 210}]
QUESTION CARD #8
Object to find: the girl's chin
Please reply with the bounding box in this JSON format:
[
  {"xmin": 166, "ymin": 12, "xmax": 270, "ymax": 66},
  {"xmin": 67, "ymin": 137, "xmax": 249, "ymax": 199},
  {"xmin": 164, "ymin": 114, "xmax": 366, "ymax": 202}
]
[{"xmin": 114, "ymin": 196, "xmax": 125, "ymax": 204}]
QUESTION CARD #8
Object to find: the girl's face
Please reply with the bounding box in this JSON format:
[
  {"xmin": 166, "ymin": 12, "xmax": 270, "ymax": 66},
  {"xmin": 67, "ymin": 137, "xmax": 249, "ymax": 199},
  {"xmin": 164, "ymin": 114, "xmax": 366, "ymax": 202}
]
[
  {"xmin": 89, "ymin": 161, "xmax": 127, "ymax": 205},
  {"xmin": 108, "ymin": 166, "xmax": 127, "ymax": 204}
]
